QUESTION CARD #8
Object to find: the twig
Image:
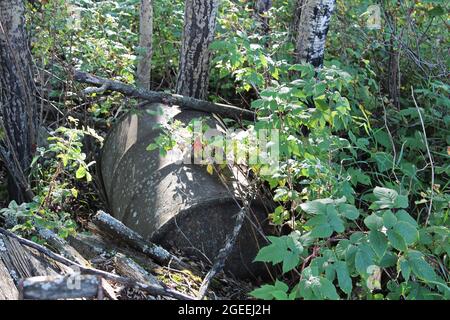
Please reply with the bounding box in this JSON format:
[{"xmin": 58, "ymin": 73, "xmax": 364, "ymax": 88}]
[
  {"xmin": 0, "ymin": 227, "xmax": 195, "ymax": 300},
  {"xmin": 197, "ymin": 208, "xmax": 246, "ymax": 299},
  {"xmin": 73, "ymin": 70, "xmax": 256, "ymax": 121},
  {"xmin": 411, "ymin": 86, "xmax": 434, "ymax": 225}
]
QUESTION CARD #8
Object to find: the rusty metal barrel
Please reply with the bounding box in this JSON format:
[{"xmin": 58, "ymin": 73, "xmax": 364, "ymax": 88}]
[{"xmin": 99, "ymin": 103, "xmax": 267, "ymax": 278}]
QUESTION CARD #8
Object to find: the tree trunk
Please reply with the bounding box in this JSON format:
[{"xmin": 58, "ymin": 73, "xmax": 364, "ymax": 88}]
[
  {"xmin": 294, "ymin": 0, "xmax": 336, "ymax": 68},
  {"xmin": 136, "ymin": 0, "xmax": 153, "ymax": 90},
  {"xmin": 175, "ymin": 0, "xmax": 220, "ymax": 100},
  {"xmin": 255, "ymin": 0, "xmax": 272, "ymax": 44},
  {"xmin": 0, "ymin": 0, "xmax": 37, "ymax": 202}
]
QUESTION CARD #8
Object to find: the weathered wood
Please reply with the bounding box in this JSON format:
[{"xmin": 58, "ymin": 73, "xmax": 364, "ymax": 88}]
[
  {"xmin": 0, "ymin": 258, "xmax": 19, "ymax": 300},
  {"xmin": 68, "ymin": 229, "xmax": 160, "ymax": 273},
  {"xmin": 38, "ymin": 228, "xmax": 90, "ymax": 267},
  {"xmin": 92, "ymin": 211, "xmax": 190, "ymax": 271},
  {"xmin": 0, "ymin": 227, "xmax": 195, "ymax": 300},
  {"xmin": 113, "ymin": 253, "xmax": 159, "ymax": 287},
  {"xmin": 73, "ymin": 70, "xmax": 255, "ymax": 121},
  {"xmin": 0, "ymin": 234, "xmax": 59, "ymax": 283},
  {"xmin": 19, "ymin": 275, "xmax": 101, "ymax": 300}
]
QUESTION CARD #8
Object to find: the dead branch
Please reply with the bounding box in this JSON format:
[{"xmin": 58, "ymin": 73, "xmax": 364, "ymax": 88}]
[
  {"xmin": 92, "ymin": 211, "xmax": 190, "ymax": 271},
  {"xmin": 0, "ymin": 226, "xmax": 195, "ymax": 300},
  {"xmin": 113, "ymin": 253, "xmax": 160, "ymax": 287},
  {"xmin": 197, "ymin": 208, "xmax": 246, "ymax": 299},
  {"xmin": 19, "ymin": 275, "xmax": 102, "ymax": 300},
  {"xmin": 73, "ymin": 70, "xmax": 256, "ymax": 121}
]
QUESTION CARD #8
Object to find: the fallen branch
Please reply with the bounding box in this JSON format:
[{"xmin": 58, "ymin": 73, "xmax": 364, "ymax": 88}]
[
  {"xmin": 19, "ymin": 275, "xmax": 102, "ymax": 300},
  {"xmin": 197, "ymin": 208, "xmax": 246, "ymax": 299},
  {"xmin": 0, "ymin": 227, "xmax": 195, "ymax": 300},
  {"xmin": 113, "ymin": 253, "xmax": 160, "ymax": 287},
  {"xmin": 92, "ymin": 211, "xmax": 190, "ymax": 271},
  {"xmin": 73, "ymin": 70, "xmax": 256, "ymax": 121}
]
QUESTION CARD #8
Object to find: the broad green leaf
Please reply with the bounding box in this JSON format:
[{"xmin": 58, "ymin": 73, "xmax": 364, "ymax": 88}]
[
  {"xmin": 335, "ymin": 261, "xmax": 352, "ymax": 295},
  {"xmin": 310, "ymin": 224, "xmax": 333, "ymax": 238},
  {"xmin": 337, "ymin": 203, "xmax": 359, "ymax": 220},
  {"xmin": 382, "ymin": 210, "xmax": 397, "ymax": 228},
  {"xmin": 364, "ymin": 214, "xmax": 383, "ymax": 230},
  {"xmin": 398, "ymin": 257, "xmax": 411, "ymax": 282},
  {"xmin": 396, "ymin": 210, "xmax": 418, "ymax": 227},
  {"xmin": 254, "ymin": 236, "xmax": 287, "ymax": 264},
  {"xmin": 369, "ymin": 230, "xmax": 388, "ymax": 258},
  {"xmin": 319, "ymin": 277, "xmax": 340, "ymax": 300},
  {"xmin": 327, "ymin": 206, "xmax": 345, "ymax": 233},
  {"xmin": 394, "ymin": 221, "xmax": 418, "ymax": 245},
  {"xmin": 75, "ymin": 166, "xmax": 86, "ymax": 179},
  {"xmin": 408, "ymin": 257, "xmax": 437, "ymax": 283},
  {"xmin": 394, "ymin": 195, "xmax": 409, "ymax": 209},
  {"xmin": 282, "ymin": 252, "xmax": 300, "ymax": 274},
  {"xmin": 355, "ymin": 247, "xmax": 374, "ymax": 276},
  {"xmin": 387, "ymin": 229, "xmax": 408, "ymax": 252}
]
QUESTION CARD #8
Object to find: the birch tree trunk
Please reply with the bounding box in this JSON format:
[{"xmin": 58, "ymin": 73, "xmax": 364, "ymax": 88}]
[
  {"xmin": 175, "ymin": 0, "xmax": 220, "ymax": 100},
  {"xmin": 136, "ymin": 0, "xmax": 153, "ymax": 90},
  {"xmin": 0, "ymin": 0, "xmax": 37, "ymax": 202},
  {"xmin": 294, "ymin": 0, "xmax": 336, "ymax": 68}
]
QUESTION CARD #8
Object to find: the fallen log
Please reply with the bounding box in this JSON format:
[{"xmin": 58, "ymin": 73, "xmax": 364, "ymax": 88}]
[
  {"xmin": 73, "ymin": 70, "xmax": 256, "ymax": 121},
  {"xmin": 0, "ymin": 227, "xmax": 195, "ymax": 300},
  {"xmin": 113, "ymin": 253, "xmax": 160, "ymax": 287},
  {"xmin": 19, "ymin": 275, "xmax": 101, "ymax": 300},
  {"xmin": 38, "ymin": 228, "xmax": 90, "ymax": 267},
  {"xmin": 0, "ymin": 233, "xmax": 60, "ymax": 283},
  {"xmin": 92, "ymin": 211, "xmax": 190, "ymax": 271},
  {"xmin": 0, "ymin": 258, "xmax": 19, "ymax": 299}
]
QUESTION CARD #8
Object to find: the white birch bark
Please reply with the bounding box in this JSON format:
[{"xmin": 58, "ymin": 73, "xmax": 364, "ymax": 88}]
[{"xmin": 294, "ymin": 0, "xmax": 336, "ymax": 68}]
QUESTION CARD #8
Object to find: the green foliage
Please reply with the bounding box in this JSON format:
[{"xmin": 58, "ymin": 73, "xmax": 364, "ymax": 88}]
[{"xmin": 1, "ymin": 122, "xmax": 102, "ymax": 241}]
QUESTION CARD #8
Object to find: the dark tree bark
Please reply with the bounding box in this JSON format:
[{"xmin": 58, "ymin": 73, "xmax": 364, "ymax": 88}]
[
  {"xmin": 175, "ymin": 0, "xmax": 220, "ymax": 100},
  {"xmin": 294, "ymin": 0, "xmax": 336, "ymax": 68},
  {"xmin": 255, "ymin": 0, "xmax": 272, "ymax": 44},
  {"xmin": 136, "ymin": 0, "xmax": 153, "ymax": 90},
  {"xmin": 0, "ymin": 0, "xmax": 37, "ymax": 202}
]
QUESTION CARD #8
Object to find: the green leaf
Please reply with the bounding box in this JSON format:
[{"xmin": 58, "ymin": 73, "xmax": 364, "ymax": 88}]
[
  {"xmin": 408, "ymin": 257, "xmax": 437, "ymax": 283},
  {"xmin": 310, "ymin": 224, "xmax": 333, "ymax": 238},
  {"xmin": 398, "ymin": 257, "xmax": 411, "ymax": 282},
  {"xmin": 254, "ymin": 236, "xmax": 287, "ymax": 264},
  {"xmin": 282, "ymin": 253, "xmax": 300, "ymax": 274},
  {"xmin": 394, "ymin": 195, "xmax": 409, "ymax": 209},
  {"xmin": 319, "ymin": 277, "xmax": 340, "ymax": 300},
  {"xmin": 396, "ymin": 210, "xmax": 418, "ymax": 227},
  {"xmin": 382, "ymin": 210, "xmax": 397, "ymax": 228},
  {"xmin": 369, "ymin": 230, "xmax": 388, "ymax": 258},
  {"xmin": 300, "ymin": 200, "xmax": 327, "ymax": 214},
  {"xmin": 364, "ymin": 214, "xmax": 383, "ymax": 231},
  {"xmin": 327, "ymin": 206, "xmax": 345, "ymax": 233},
  {"xmin": 355, "ymin": 247, "xmax": 374, "ymax": 276},
  {"xmin": 146, "ymin": 143, "xmax": 158, "ymax": 151},
  {"xmin": 337, "ymin": 203, "xmax": 359, "ymax": 220},
  {"xmin": 249, "ymin": 280, "xmax": 289, "ymax": 300},
  {"xmin": 387, "ymin": 229, "xmax": 408, "ymax": 252},
  {"xmin": 393, "ymin": 221, "xmax": 418, "ymax": 245},
  {"xmin": 372, "ymin": 186, "xmax": 398, "ymax": 209},
  {"xmin": 335, "ymin": 261, "xmax": 352, "ymax": 295},
  {"xmin": 75, "ymin": 166, "xmax": 86, "ymax": 179}
]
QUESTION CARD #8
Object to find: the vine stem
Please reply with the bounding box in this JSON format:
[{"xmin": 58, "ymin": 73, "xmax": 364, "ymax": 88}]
[{"xmin": 411, "ymin": 86, "xmax": 434, "ymax": 225}]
